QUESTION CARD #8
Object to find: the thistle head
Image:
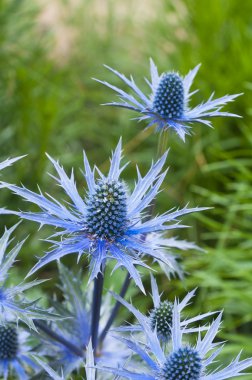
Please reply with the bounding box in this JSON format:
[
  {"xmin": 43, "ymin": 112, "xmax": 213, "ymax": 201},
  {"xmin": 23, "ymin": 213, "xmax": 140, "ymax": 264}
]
[
  {"xmin": 153, "ymin": 73, "xmax": 184, "ymax": 119},
  {"xmin": 0, "ymin": 325, "xmax": 18, "ymax": 360},
  {"xmin": 160, "ymin": 346, "xmax": 202, "ymax": 380},
  {"xmin": 86, "ymin": 179, "xmax": 127, "ymax": 240},
  {"xmin": 149, "ymin": 301, "xmax": 173, "ymax": 342}
]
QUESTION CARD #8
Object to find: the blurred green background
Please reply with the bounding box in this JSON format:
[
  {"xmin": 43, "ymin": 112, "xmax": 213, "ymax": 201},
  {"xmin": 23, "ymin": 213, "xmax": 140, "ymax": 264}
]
[{"xmin": 1, "ymin": 0, "xmax": 252, "ymax": 376}]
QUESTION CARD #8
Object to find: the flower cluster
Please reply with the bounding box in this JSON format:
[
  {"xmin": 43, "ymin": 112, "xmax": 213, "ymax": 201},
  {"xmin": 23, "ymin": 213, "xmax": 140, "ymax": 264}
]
[
  {"xmin": 0, "ymin": 56, "xmax": 250, "ymax": 380},
  {"xmin": 101, "ymin": 283, "xmax": 252, "ymax": 380}
]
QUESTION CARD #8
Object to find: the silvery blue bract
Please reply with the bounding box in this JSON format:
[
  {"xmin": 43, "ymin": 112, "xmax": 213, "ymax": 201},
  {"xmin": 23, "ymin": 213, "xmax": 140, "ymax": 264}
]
[{"xmin": 0, "ymin": 225, "xmax": 59, "ymax": 329}]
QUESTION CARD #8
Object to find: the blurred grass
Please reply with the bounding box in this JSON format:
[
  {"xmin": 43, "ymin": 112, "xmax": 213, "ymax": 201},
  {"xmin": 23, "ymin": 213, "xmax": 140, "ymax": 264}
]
[{"xmin": 0, "ymin": 0, "xmax": 252, "ymax": 376}]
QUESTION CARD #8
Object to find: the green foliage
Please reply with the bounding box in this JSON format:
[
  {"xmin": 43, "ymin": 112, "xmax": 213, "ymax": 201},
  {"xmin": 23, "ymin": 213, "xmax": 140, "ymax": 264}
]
[{"xmin": 0, "ymin": 0, "xmax": 252, "ymax": 377}]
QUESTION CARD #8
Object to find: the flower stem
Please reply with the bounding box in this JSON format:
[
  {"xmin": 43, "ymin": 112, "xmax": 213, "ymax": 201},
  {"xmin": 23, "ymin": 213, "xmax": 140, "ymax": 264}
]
[
  {"xmin": 34, "ymin": 320, "xmax": 83, "ymax": 357},
  {"xmin": 157, "ymin": 129, "xmax": 169, "ymax": 159},
  {"xmin": 91, "ymin": 268, "xmax": 104, "ymax": 354},
  {"xmin": 99, "ymin": 271, "xmax": 131, "ymax": 344}
]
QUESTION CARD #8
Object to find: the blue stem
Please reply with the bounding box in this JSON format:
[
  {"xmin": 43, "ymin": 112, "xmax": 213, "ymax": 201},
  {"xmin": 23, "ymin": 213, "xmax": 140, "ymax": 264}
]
[
  {"xmin": 91, "ymin": 268, "xmax": 104, "ymax": 354},
  {"xmin": 99, "ymin": 271, "xmax": 131, "ymax": 344},
  {"xmin": 34, "ymin": 320, "xmax": 83, "ymax": 357}
]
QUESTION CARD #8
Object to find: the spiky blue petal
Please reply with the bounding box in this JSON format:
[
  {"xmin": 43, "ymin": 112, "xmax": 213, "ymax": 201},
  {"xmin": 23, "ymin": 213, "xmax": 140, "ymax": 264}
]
[
  {"xmin": 0, "ymin": 156, "xmax": 25, "ymax": 172},
  {"xmin": 0, "ymin": 225, "xmax": 60, "ymax": 329}
]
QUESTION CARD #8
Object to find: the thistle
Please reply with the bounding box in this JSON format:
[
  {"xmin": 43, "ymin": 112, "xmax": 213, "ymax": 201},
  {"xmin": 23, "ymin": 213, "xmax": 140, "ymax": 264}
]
[
  {"xmin": 95, "ymin": 60, "xmax": 241, "ymax": 141},
  {"xmin": 113, "ymin": 276, "xmax": 216, "ymax": 344},
  {"xmin": 0, "ymin": 140, "xmax": 206, "ymax": 292}
]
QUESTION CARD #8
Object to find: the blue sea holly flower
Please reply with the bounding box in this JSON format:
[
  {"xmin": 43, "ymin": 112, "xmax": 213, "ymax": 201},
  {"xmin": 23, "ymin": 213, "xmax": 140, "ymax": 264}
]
[
  {"xmin": 95, "ymin": 60, "xmax": 241, "ymax": 141},
  {"xmin": 101, "ymin": 292, "xmax": 252, "ymax": 380},
  {"xmin": 114, "ymin": 277, "xmax": 217, "ymax": 344},
  {"xmin": 0, "ymin": 140, "xmax": 206, "ymax": 292},
  {"xmin": 0, "ymin": 323, "xmax": 39, "ymax": 380},
  {"xmin": 38, "ymin": 263, "xmax": 129, "ymax": 379},
  {"xmin": 0, "ymin": 224, "xmax": 59, "ymax": 329}
]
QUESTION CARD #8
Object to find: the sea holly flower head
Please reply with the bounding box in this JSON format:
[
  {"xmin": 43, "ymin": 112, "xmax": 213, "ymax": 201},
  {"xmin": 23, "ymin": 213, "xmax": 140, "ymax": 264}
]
[
  {"xmin": 101, "ymin": 290, "xmax": 252, "ymax": 380},
  {"xmin": 0, "ymin": 224, "xmax": 59, "ymax": 329},
  {"xmin": 0, "ymin": 323, "xmax": 39, "ymax": 380},
  {"xmin": 95, "ymin": 60, "xmax": 241, "ymax": 141},
  {"xmin": 114, "ymin": 276, "xmax": 216, "ymax": 344},
  {"xmin": 0, "ymin": 140, "xmax": 206, "ymax": 292},
  {"xmin": 149, "ymin": 300, "xmax": 173, "ymax": 342}
]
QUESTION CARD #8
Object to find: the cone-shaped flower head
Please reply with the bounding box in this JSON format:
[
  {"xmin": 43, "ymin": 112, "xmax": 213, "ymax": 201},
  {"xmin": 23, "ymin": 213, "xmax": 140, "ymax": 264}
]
[
  {"xmin": 101, "ymin": 288, "xmax": 252, "ymax": 380},
  {"xmin": 0, "ymin": 224, "xmax": 59, "ymax": 329},
  {"xmin": 86, "ymin": 179, "xmax": 127, "ymax": 240},
  {"xmin": 0, "ymin": 325, "xmax": 18, "ymax": 360},
  {"xmin": 95, "ymin": 60, "xmax": 242, "ymax": 141},
  {"xmin": 153, "ymin": 73, "xmax": 184, "ymax": 119},
  {"xmin": 0, "ymin": 140, "xmax": 206, "ymax": 292},
  {"xmin": 149, "ymin": 300, "xmax": 173, "ymax": 342},
  {"xmin": 113, "ymin": 277, "xmax": 216, "ymax": 345},
  {"xmin": 161, "ymin": 346, "xmax": 201, "ymax": 380},
  {"xmin": 0, "ymin": 323, "xmax": 38, "ymax": 380}
]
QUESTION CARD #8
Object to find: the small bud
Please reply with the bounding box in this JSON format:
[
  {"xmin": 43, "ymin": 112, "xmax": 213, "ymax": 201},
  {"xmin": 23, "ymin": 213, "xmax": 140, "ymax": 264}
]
[{"xmin": 149, "ymin": 301, "xmax": 173, "ymax": 342}]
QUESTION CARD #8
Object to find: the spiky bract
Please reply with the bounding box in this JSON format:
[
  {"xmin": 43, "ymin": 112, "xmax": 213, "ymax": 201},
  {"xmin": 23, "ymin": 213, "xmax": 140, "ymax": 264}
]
[{"xmin": 0, "ymin": 225, "xmax": 59, "ymax": 329}]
